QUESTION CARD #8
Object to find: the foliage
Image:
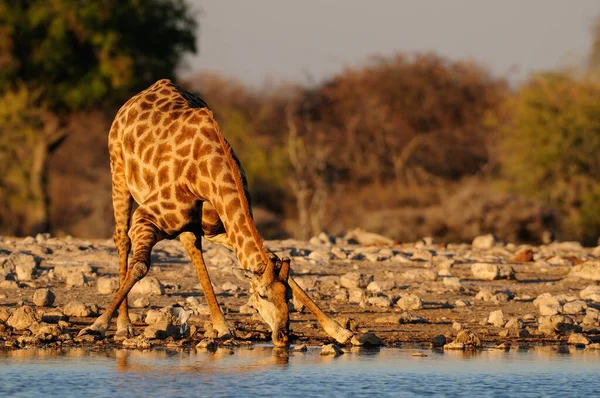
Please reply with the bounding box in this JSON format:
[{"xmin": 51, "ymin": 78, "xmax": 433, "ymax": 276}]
[
  {"xmin": 0, "ymin": 0, "xmax": 197, "ymax": 110},
  {"xmin": 0, "ymin": 85, "xmax": 53, "ymax": 235},
  {"xmin": 493, "ymin": 72, "xmax": 600, "ymax": 243}
]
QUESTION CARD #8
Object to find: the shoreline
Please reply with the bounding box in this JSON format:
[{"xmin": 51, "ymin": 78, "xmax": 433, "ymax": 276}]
[{"xmin": 2, "ymin": 233, "xmax": 600, "ymax": 351}]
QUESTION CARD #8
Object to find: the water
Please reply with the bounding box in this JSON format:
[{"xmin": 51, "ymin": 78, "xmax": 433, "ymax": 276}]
[{"xmin": 1, "ymin": 346, "xmax": 600, "ymax": 397}]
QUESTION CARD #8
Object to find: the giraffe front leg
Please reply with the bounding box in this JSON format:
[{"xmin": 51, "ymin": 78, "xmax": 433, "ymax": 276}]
[
  {"xmin": 288, "ymin": 276, "xmax": 353, "ymax": 344},
  {"xmin": 180, "ymin": 232, "xmax": 233, "ymax": 338},
  {"xmin": 79, "ymin": 211, "xmax": 162, "ymax": 339}
]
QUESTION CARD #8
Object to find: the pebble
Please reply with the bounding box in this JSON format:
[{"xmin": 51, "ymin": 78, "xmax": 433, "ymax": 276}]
[
  {"xmin": 368, "ymin": 296, "xmax": 391, "ymax": 308},
  {"xmin": 97, "ymin": 277, "xmax": 119, "ymax": 294},
  {"xmin": 366, "ymin": 280, "xmax": 395, "ymax": 294},
  {"xmin": 568, "ymin": 333, "xmax": 591, "ymax": 346},
  {"xmin": 10, "ymin": 253, "xmax": 38, "ymax": 281},
  {"xmin": 320, "ymin": 343, "xmax": 344, "ymax": 356},
  {"xmin": 402, "ymin": 269, "xmax": 437, "ymax": 281},
  {"xmin": 580, "ymin": 285, "xmax": 600, "ymax": 302},
  {"xmin": 471, "ymin": 263, "xmax": 514, "ymax": 280},
  {"xmin": 488, "ymin": 310, "xmax": 505, "ymax": 327},
  {"xmin": 66, "ymin": 271, "xmax": 88, "ymax": 287},
  {"xmin": 351, "ymin": 332, "xmax": 383, "ymax": 346},
  {"xmin": 472, "ymin": 234, "xmax": 498, "ymax": 249},
  {"xmin": 442, "ymin": 277, "xmax": 463, "ymax": 290},
  {"xmin": 339, "ymin": 272, "xmax": 373, "ymax": 289},
  {"xmin": 132, "ymin": 296, "xmax": 151, "ymax": 308},
  {"xmin": 397, "ymin": 294, "xmax": 423, "ymax": 311},
  {"xmin": 130, "ymin": 276, "xmax": 164, "ymax": 295},
  {"xmin": 569, "ymin": 261, "xmax": 600, "ymax": 281},
  {"xmin": 6, "ymin": 306, "xmax": 39, "ymax": 330},
  {"xmin": 33, "ymin": 288, "xmax": 55, "ymax": 307},
  {"xmin": 63, "ymin": 301, "xmax": 96, "ymax": 317},
  {"xmin": 431, "ymin": 335, "xmax": 447, "ymax": 347},
  {"xmin": 196, "ymin": 338, "xmax": 217, "ymax": 351},
  {"xmin": 452, "ymin": 330, "xmax": 482, "ymax": 348}
]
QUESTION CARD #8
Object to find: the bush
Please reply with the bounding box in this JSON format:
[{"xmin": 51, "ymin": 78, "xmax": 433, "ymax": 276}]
[{"xmin": 493, "ymin": 72, "xmax": 600, "ymax": 243}]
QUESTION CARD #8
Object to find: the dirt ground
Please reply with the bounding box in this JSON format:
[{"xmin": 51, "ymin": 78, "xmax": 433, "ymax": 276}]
[{"xmin": 1, "ymin": 233, "xmax": 600, "ymax": 351}]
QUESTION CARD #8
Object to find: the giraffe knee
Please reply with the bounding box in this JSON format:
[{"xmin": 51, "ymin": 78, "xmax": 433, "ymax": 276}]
[{"xmin": 131, "ymin": 261, "xmax": 149, "ymax": 280}]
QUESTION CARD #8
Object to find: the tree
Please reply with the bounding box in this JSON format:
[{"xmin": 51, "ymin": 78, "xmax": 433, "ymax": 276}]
[
  {"xmin": 0, "ymin": 0, "xmax": 197, "ymax": 110},
  {"xmin": 493, "ymin": 72, "xmax": 600, "ymax": 243}
]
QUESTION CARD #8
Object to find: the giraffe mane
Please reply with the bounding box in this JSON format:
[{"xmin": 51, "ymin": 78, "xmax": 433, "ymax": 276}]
[{"xmin": 209, "ymin": 117, "xmax": 271, "ymax": 270}]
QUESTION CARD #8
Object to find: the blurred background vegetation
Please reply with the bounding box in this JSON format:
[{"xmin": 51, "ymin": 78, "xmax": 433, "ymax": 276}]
[{"xmin": 1, "ymin": 1, "xmax": 600, "ymax": 245}]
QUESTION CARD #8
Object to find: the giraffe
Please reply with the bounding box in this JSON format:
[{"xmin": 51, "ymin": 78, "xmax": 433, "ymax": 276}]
[{"xmin": 79, "ymin": 79, "xmax": 352, "ymax": 346}]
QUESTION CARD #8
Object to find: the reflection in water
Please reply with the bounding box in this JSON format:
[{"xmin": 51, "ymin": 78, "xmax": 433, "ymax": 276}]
[{"xmin": 1, "ymin": 346, "xmax": 600, "ymax": 397}]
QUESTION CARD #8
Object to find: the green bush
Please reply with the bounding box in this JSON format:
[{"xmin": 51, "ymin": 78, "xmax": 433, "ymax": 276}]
[
  {"xmin": 494, "ymin": 72, "xmax": 600, "ymax": 243},
  {"xmin": 0, "ymin": 85, "xmax": 50, "ymax": 235}
]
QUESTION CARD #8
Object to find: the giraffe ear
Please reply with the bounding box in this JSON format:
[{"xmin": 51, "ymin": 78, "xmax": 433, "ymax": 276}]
[
  {"xmin": 279, "ymin": 257, "xmax": 290, "ymax": 281},
  {"xmin": 262, "ymin": 258, "xmax": 275, "ymax": 285}
]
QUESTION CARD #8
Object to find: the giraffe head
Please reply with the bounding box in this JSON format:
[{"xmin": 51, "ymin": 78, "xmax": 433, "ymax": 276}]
[{"xmin": 250, "ymin": 256, "xmax": 292, "ymax": 347}]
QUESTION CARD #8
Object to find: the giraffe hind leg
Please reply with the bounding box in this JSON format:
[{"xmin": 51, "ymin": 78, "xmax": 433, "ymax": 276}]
[
  {"xmin": 111, "ymin": 164, "xmax": 135, "ymax": 339},
  {"xmin": 79, "ymin": 209, "xmax": 163, "ymax": 338}
]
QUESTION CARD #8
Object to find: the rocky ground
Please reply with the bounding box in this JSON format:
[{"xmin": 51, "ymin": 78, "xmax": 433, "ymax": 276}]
[{"xmin": 2, "ymin": 230, "xmax": 600, "ymax": 353}]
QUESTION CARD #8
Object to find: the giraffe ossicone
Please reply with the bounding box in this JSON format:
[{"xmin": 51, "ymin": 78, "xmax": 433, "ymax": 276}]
[{"xmin": 78, "ymin": 79, "xmax": 352, "ymax": 346}]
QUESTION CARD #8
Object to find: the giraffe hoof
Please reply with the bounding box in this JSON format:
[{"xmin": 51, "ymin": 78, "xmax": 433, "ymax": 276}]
[
  {"xmin": 77, "ymin": 319, "xmax": 109, "ymax": 338},
  {"xmin": 215, "ymin": 323, "xmax": 235, "ymax": 339},
  {"xmin": 114, "ymin": 324, "xmax": 135, "ymax": 341}
]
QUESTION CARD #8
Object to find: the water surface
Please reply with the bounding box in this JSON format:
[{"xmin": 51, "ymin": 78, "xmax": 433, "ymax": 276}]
[{"xmin": 1, "ymin": 346, "xmax": 599, "ymax": 397}]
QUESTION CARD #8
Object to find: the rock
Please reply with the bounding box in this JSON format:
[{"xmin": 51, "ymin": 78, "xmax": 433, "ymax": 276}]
[
  {"xmin": 308, "ymin": 251, "xmax": 331, "ymax": 264},
  {"xmin": 17, "ymin": 336, "xmax": 41, "ymax": 346},
  {"xmin": 411, "ymin": 249, "xmax": 434, "ymax": 262},
  {"xmin": 397, "ymin": 294, "xmax": 423, "ymax": 311},
  {"xmin": 452, "ymin": 322, "xmax": 463, "ymax": 331},
  {"xmin": 569, "ymin": 261, "xmax": 600, "ymax": 281},
  {"xmin": 488, "ymin": 310, "xmax": 505, "ymax": 327},
  {"xmin": 453, "ymin": 330, "xmax": 482, "ymax": 348},
  {"xmin": 53, "ymin": 263, "xmax": 94, "ymax": 279},
  {"xmin": 568, "ymin": 333, "xmax": 591, "ymax": 346},
  {"xmin": 580, "ymin": 285, "xmax": 600, "ymax": 302},
  {"xmin": 145, "ymin": 309, "xmax": 174, "ymax": 325},
  {"xmin": 131, "ymin": 276, "xmax": 164, "ymax": 295},
  {"xmin": 62, "ymin": 301, "xmax": 95, "ymax": 317},
  {"xmin": 402, "ymin": 269, "xmax": 437, "ymax": 281},
  {"xmin": 444, "ymin": 342, "xmax": 465, "ymax": 350},
  {"xmin": 294, "ymin": 344, "xmax": 308, "ymax": 352},
  {"xmin": 0, "ymin": 280, "xmax": 18, "ymax": 289},
  {"xmin": 375, "ymin": 315, "xmax": 402, "ymax": 324},
  {"xmin": 431, "ymin": 335, "xmax": 447, "ymax": 347},
  {"xmin": 132, "ymin": 296, "xmax": 151, "ymax": 308},
  {"xmin": 367, "ymin": 296, "xmax": 391, "ymax": 308},
  {"xmin": 562, "ymin": 300, "xmax": 587, "ymax": 315},
  {"xmin": 455, "ymin": 300, "xmax": 470, "ymax": 307},
  {"xmin": 320, "ymin": 343, "xmax": 344, "ymax": 356},
  {"xmin": 0, "ymin": 307, "xmax": 11, "ymax": 323},
  {"xmin": 9, "ymin": 253, "xmax": 37, "ymax": 281},
  {"xmin": 348, "ymin": 289, "xmax": 364, "ymax": 304},
  {"xmin": 339, "ymin": 272, "xmax": 373, "ymax": 289},
  {"xmin": 41, "ymin": 310, "xmax": 67, "ymax": 323},
  {"xmin": 221, "ymin": 282, "xmax": 239, "ymax": 293},
  {"xmin": 32, "ymin": 288, "xmax": 55, "ymax": 307},
  {"xmin": 34, "ymin": 324, "xmax": 62, "ymax": 341},
  {"xmin": 475, "ymin": 288, "xmax": 493, "ymax": 301},
  {"xmin": 472, "ymin": 234, "xmax": 497, "ymax": 249},
  {"xmin": 539, "ymin": 303, "xmax": 562, "ymax": 316},
  {"xmin": 97, "ymin": 277, "xmax": 119, "ymax": 295},
  {"xmin": 333, "ymin": 289, "xmax": 349, "ymax": 302},
  {"xmin": 144, "ymin": 322, "xmax": 180, "ymax": 339},
  {"xmin": 196, "ymin": 338, "xmax": 217, "ymax": 351},
  {"xmin": 7, "ymin": 306, "xmax": 39, "ymax": 330},
  {"xmin": 366, "ymin": 280, "xmax": 395, "ymax": 294},
  {"xmin": 511, "ymin": 248, "xmax": 534, "ymax": 263},
  {"xmin": 351, "ymin": 332, "xmax": 382, "ymax": 346},
  {"xmin": 66, "ymin": 271, "xmax": 88, "ymax": 287},
  {"xmin": 505, "ymin": 317, "xmax": 524, "ymax": 329},
  {"xmin": 398, "ymin": 312, "xmax": 429, "ymax": 324},
  {"xmin": 344, "ymin": 228, "xmax": 394, "ymax": 246},
  {"xmin": 442, "ymin": 277, "xmax": 462, "ymax": 290},
  {"xmin": 471, "ymin": 263, "xmax": 514, "ymax": 280},
  {"xmin": 583, "ymin": 308, "xmax": 600, "ymax": 326}
]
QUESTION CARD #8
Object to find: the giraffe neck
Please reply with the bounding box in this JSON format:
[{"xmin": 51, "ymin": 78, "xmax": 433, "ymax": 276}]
[{"xmin": 201, "ymin": 120, "xmax": 270, "ymax": 275}]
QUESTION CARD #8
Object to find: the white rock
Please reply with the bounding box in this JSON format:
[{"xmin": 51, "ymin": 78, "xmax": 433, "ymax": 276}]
[
  {"xmin": 562, "ymin": 300, "xmax": 587, "ymax": 315},
  {"xmin": 131, "ymin": 276, "xmax": 164, "ymax": 295},
  {"xmin": 348, "ymin": 289, "xmax": 364, "ymax": 304},
  {"xmin": 63, "ymin": 301, "xmax": 95, "ymax": 317},
  {"xmin": 488, "ymin": 310, "xmax": 505, "ymax": 327},
  {"xmin": 320, "ymin": 343, "xmax": 344, "ymax": 356},
  {"xmin": 397, "ymin": 294, "xmax": 423, "ymax": 310},
  {"xmin": 442, "ymin": 277, "xmax": 462, "ymax": 290},
  {"xmin": 402, "ymin": 269, "xmax": 437, "ymax": 281},
  {"xmin": 472, "ymin": 234, "xmax": 497, "ymax": 249},
  {"xmin": 471, "ymin": 263, "xmax": 514, "ymax": 280},
  {"xmin": 7, "ymin": 306, "xmax": 39, "ymax": 330},
  {"xmin": 66, "ymin": 271, "xmax": 88, "ymax": 287},
  {"xmin": 339, "ymin": 272, "xmax": 373, "ymax": 289},
  {"xmin": 366, "ymin": 280, "xmax": 395, "ymax": 294},
  {"xmin": 568, "ymin": 333, "xmax": 591, "ymax": 345},
  {"xmin": 221, "ymin": 282, "xmax": 239, "ymax": 293},
  {"xmin": 475, "ymin": 288, "xmax": 493, "ymax": 301},
  {"xmin": 580, "ymin": 285, "xmax": 600, "ymax": 302},
  {"xmin": 368, "ymin": 296, "xmax": 391, "ymax": 308},
  {"xmin": 505, "ymin": 317, "xmax": 524, "ymax": 329},
  {"xmin": 97, "ymin": 277, "xmax": 119, "ymax": 294},
  {"xmin": 569, "ymin": 261, "xmax": 600, "ymax": 281},
  {"xmin": 33, "ymin": 288, "xmax": 55, "ymax": 307},
  {"xmin": 132, "ymin": 296, "xmax": 151, "ymax": 308},
  {"xmin": 9, "ymin": 253, "xmax": 37, "ymax": 281}
]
